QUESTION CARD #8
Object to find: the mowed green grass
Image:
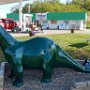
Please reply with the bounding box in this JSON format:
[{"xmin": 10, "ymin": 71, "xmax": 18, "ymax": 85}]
[
  {"xmin": 1, "ymin": 33, "xmax": 90, "ymax": 63},
  {"xmin": 87, "ymin": 21, "xmax": 90, "ymax": 29}
]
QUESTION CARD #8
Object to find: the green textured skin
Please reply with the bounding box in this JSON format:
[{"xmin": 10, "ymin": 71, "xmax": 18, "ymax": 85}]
[{"xmin": 0, "ymin": 26, "xmax": 90, "ymax": 87}]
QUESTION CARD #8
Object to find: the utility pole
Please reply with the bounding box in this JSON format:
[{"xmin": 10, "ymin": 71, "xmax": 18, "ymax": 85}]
[
  {"xmin": 19, "ymin": 0, "xmax": 23, "ymax": 30},
  {"xmin": 28, "ymin": 1, "xmax": 30, "ymax": 13}
]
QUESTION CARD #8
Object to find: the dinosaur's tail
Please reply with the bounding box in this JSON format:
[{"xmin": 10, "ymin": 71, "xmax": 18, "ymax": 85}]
[{"xmin": 55, "ymin": 45, "xmax": 90, "ymax": 73}]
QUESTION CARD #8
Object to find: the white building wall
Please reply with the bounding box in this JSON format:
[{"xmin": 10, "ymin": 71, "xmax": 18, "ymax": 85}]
[
  {"xmin": 58, "ymin": 21, "xmax": 70, "ymax": 29},
  {"xmin": 80, "ymin": 20, "xmax": 86, "ymax": 30},
  {"xmin": 80, "ymin": 20, "xmax": 84, "ymax": 30},
  {"xmin": 47, "ymin": 20, "xmax": 85, "ymax": 30},
  {"xmin": 48, "ymin": 21, "xmax": 58, "ymax": 29},
  {"xmin": 35, "ymin": 13, "xmax": 86, "ymax": 30},
  {"xmin": 84, "ymin": 21, "xmax": 87, "ymax": 29},
  {"xmin": 69, "ymin": 20, "xmax": 81, "ymax": 30}
]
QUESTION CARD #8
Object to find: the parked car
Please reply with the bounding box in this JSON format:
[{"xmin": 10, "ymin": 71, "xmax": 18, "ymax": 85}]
[{"xmin": 0, "ymin": 18, "xmax": 20, "ymax": 32}]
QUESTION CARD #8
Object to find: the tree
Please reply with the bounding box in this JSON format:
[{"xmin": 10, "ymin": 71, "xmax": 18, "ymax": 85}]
[
  {"xmin": 12, "ymin": 1, "xmax": 84, "ymax": 13},
  {"xmin": 22, "ymin": 3, "xmax": 29, "ymax": 13},
  {"xmin": 70, "ymin": 0, "xmax": 90, "ymax": 11},
  {"xmin": 13, "ymin": 9, "xmax": 19, "ymax": 13},
  {"xmin": 65, "ymin": 4, "xmax": 84, "ymax": 12},
  {"xmin": 82, "ymin": 0, "xmax": 90, "ymax": 11}
]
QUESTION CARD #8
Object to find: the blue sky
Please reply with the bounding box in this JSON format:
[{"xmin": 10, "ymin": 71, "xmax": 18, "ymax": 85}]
[{"xmin": 0, "ymin": 0, "xmax": 72, "ymax": 18}]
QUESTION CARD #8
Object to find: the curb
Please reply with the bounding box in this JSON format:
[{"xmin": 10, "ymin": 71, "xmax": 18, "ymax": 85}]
[{"xmin": 0, "ymin": 62, "xmax": 7, "ymax": 90}]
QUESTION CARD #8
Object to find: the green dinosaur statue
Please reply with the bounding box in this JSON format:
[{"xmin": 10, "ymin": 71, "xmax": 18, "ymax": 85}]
[{"xmin": 0, "ymin": 26, "xmax": 90, "ymax": 87}]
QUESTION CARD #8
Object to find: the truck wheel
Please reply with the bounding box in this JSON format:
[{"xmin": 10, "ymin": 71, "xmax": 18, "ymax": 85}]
[
  {"xmin": 12, "ymin": 29, "xmax": 15, "ymax": 32},
  {"xmin": 12, "ymin": 26, "xmax": 19, "ymax": 33},
  {"xmin": 15, "ymin": 26, "xmax": 19, "ymax": 33}
]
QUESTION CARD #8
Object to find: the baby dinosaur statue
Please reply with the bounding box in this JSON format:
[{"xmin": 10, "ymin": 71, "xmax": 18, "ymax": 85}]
[{"xmin": 0, "ymin": 26, "xmax": 90, "ymax": 87}]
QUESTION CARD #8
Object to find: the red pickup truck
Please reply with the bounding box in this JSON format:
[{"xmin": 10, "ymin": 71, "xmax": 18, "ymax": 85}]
[{"xmin": 0, "ymin": 18, "xmax": 19, "ymax": 32}]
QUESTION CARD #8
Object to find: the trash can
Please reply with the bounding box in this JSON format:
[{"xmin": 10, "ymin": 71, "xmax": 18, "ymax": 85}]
[
  {"xmin": 29, "ymin": 30, "xmax": 35, "ymax": 36},
  {"xmin": 71, "ymin": 29, "xmax": 74, "ymax": 33}
]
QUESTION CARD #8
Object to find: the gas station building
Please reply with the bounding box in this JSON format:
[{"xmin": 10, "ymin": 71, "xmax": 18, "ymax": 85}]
[{"xmin": 7, "ymin": 12, "xmax": 87, "ymax": 31}]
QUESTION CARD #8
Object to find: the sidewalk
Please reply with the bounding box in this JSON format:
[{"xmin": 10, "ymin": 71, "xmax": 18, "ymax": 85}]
[{"xmin": 10, "ymin": 29, "xmax": 90, "ymax": 37}]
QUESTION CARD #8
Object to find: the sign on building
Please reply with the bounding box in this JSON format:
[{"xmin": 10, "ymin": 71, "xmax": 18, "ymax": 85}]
[{"xmin": 36, "ymin": 13, "xmax": 47, "ymax": 21}]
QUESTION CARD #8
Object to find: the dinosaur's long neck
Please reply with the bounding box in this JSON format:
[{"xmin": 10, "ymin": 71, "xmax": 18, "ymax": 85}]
[{"xmin": 0, "ymin": 26, "xmax": 18, "ymax": 53}]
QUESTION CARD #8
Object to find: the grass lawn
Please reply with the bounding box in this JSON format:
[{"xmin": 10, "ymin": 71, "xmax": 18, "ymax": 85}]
[
  {"xmin": 87, "ymin": 11, "xmax": 90, "ymax": 29},
  {"xmin": 1, "ymin": 33, "xmax": 90, "ymax": 63},
  {"xmin": 87, "ymin": 21, "xmax": 90, "ymax": 29}
]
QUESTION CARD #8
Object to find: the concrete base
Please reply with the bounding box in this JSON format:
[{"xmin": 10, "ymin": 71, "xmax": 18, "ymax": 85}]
[
  {"xmin": 0, "ymin": 60, "xmax": 89, "ymax": 90},
  {"xmin": 0, "ymin": 62, "xmax": 7, "ymax": 90}
]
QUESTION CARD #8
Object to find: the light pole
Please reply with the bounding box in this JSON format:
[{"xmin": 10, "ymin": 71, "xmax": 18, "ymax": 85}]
[{"xmin": 40, "ymin": 0, "xmax": 42, "ymax": 24}]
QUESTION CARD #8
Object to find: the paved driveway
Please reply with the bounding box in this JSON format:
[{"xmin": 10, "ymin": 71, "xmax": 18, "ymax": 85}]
[{"xmin": 10, "ymin": 29, "xmax": 90, "ymax": 37}]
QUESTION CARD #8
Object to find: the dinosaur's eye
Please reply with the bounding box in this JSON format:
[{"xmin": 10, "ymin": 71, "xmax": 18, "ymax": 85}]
[{"xmin": 44, "ymin": 50, "xmax": 46, "ymax": 53}]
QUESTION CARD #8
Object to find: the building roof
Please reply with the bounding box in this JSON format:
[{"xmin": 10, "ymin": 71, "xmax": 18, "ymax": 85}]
[
  {"xmin": 7, "ymin": 12, "xmax": 87, "ymax": 21},
  {"xmin": 32, "ymin": 13, "xmax": 36, "ymax": 21},
  {"xmin": 7, "ymin": 13, "xmax": 35, "ymax": 21},
  {"xmin": 7, "ymin": 13, "xmax": 19, "ymax": 21},
  {"xmin": 47, "ymin": 12, "xmax": 86, "ymax": 20}
]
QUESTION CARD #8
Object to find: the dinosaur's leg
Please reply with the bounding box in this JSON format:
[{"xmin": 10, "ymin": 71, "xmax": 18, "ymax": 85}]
[
  {"xmin": 12, "ymin": 57, "xmax": 23, "ymax": 87},
  {"xmin": 8, "ymin": 68, "xmax": 14, "ymax": 79},
  {"xmin": 41, "ymin": 51, "xmax": 53, "ymax": 83},
  {"xmin": 41, "ymin": 64, "xmax": 52, "ymax": 83}
]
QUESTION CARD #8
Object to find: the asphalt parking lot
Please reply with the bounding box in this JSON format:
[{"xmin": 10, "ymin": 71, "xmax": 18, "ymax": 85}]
[{"xmin": 10, "ymin": 29, "xmax": 90, "ymax": 37}]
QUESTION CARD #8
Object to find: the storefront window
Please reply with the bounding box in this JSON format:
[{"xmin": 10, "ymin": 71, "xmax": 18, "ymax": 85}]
[
  {"xmin": 64, "ymin": 20, "xmax": 69, "ymax": 24},
  {"xmin": 51, "ymin": 20, "xmax": 57, "ymax": 24}
]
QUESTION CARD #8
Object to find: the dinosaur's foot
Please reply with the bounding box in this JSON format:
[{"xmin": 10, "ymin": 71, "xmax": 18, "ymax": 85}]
[
  {"xmin": 83, "ymin": 60, "xmax": 90, "ymax": 73},
  {"xmin": 41, "ymin": 79, "xmax": 51, "ymax": 83},
  {"xmin": 12, "ymin": 81, "xmax": 23, "ymax": 87},
  {"xmin": 84, "ymin": 60, "xmax": 90, "ymax": 67},
  {"xmin": 8, "ymin": 74, "xmax": 14, "ymax": 79}
]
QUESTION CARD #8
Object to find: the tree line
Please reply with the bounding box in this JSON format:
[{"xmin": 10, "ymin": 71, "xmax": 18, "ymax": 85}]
[{"xmin": 13, "ymin": 0, "xmax": 90, "ymax": 13}]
